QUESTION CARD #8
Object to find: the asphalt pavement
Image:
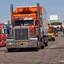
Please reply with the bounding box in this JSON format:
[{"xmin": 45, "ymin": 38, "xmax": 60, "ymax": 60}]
[{"xmin": 0, "ymin": 31, "xmax": 64, "ymax": 64}]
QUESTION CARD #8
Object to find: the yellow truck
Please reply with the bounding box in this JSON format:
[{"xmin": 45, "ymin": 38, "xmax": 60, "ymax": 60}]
[{"xmin": 48, "ymin": 26, "xmax": 58, "ymax": 41}]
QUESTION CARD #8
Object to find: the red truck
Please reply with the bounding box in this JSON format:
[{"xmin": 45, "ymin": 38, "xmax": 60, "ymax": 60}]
[
  {"xmin": 0, "ymin": 23, "xmax": 7, "ymax": 46},
  {"xmin": 6, "ymin": 3, "xmax": 48, "ymax": 52}
]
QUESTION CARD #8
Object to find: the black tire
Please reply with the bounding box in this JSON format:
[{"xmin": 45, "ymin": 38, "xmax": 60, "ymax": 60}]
[
  {"xmin": 41, "ymin": 45, "xmax": 45, "ymax": 49},
  {"xmin": 45, "ymin": 42, "xmax": 48, "ymax": 46},
  {"xmin": 35, "ymin": 42, "xmax": 41, "ymax": 51},
  {"xmin": 41, "ymin": 37, "xmax": 45, "ymax": 49},
  {"xmin": 52, "ymin": 38, "xmax": 55, "ymax": 41},
  {"xmin": 41, "ymin": 42, "xmax": 45, "ymax": 49}
]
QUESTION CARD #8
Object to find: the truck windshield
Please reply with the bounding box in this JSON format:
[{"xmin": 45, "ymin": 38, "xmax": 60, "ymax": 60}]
[{"xmin": 15, "ymin": 20, "xmax": 33, "ymax": 26}]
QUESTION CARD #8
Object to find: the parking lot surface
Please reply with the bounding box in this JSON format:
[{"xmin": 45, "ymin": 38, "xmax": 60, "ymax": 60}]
[{"xmin": 0, "ymin": 32, "xmax": 64, "ymax": 64}]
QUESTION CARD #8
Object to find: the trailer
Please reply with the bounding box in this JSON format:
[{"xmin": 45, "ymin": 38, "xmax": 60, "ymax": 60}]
[{"xmin": 6, "ymin": 3, "xmax": 48, "ymax": 52}]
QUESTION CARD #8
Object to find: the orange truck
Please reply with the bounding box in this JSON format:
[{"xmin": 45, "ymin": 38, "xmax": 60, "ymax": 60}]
[{"xmin": 6, "ymin": 3, "xmax": 48, "ymax": 52}]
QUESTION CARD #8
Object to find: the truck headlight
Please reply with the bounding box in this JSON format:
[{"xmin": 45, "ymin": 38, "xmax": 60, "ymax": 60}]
[
  {"xmin": 7, "ymin": 42, "xmax": 14, "ymax": 45},
  {"xmin": 30, "ymin": 38, "xmax": 38, "ymax": 41},
  {"xmin": 8, "ymin": 42, "xmax": 13, "ymax": 44}
]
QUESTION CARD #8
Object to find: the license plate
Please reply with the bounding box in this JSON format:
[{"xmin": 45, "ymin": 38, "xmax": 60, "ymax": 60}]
[{"xmin": 19, "ymin": 42, "xmax": 26, "ymax": 45}]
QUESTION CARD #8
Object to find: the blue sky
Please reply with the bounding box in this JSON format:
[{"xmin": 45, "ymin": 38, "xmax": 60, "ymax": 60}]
[{"xmin": 0, "ymin": 0, "xmax": 64, "ymax": 23}]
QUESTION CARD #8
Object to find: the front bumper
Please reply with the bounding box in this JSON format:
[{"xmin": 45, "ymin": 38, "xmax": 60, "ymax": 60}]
[{"xmin": 6, "ymin": 40, "xmax": 39, "ymax": 49}]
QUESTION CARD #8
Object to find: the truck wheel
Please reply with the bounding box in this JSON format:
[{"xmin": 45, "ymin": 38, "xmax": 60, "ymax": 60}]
[
  {"xmin": 45, "ymin": 42, "xmax": 48, "ymax": 46},
  {"xmin": 45, "ymin": 37, "xmax": 48, "ymax": 46},
  {"xmin": 40, "ymin": 42, "xmax": 45, "ymax": 49},
  {"xmin": 52, "ymin": 38, "xmax": 55, "ymax": 41},
  {"xmin": 41, "ymin": 43, "xmax": 45, "ymax": 49},
  {"xmin": 41, "ymin": 38, "xmax": 45, "ymax": 49},
  {"xmin": 35, "ymin": 42, "xmax": 41, "ymax": 51}
]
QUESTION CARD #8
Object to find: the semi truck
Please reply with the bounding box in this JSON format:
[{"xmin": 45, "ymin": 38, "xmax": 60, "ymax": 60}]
[
  {"xmin": 6, "ymin": 3, "xmax": 48, "ymax": 52},
  {"xmin": 0, "ymin": 23, "xmax": 7, "ymax": 46}
]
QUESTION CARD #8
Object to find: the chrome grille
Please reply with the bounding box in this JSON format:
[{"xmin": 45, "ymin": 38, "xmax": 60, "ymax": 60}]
[{"xmin": 14, "ymin": 28, "xmax": 29, "ymax": 40}]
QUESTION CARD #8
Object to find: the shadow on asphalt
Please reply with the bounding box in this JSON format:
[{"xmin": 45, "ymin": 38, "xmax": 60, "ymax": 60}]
[
  {"xmin": 6, "ymin": 48, "xmax": 39, "ymax": 53},
  {"xmin": 6, "ymin": 47, "xmax": 64, "ymax": 53}
]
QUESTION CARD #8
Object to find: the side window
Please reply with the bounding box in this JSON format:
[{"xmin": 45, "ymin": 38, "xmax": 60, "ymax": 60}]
[
  {"xmin": 0, "ymin": 29, "xmax": 2, "ymax": 34},
  {"xmin": 4, "ymin": 29, "xmax": 7, "ymax": 34}
]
